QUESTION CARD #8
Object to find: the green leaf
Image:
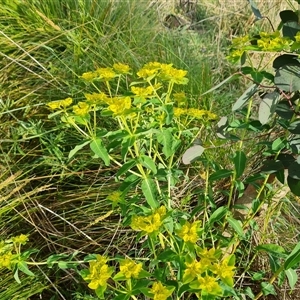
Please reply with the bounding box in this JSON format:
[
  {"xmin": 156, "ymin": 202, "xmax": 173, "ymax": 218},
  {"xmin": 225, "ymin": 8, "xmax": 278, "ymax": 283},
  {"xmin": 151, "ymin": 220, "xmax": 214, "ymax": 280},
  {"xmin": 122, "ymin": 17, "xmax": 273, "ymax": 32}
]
[
  {"xmin": 200, "ymin": 74, "xmax": 240, "ymax": 96},
  {"xmin": 272, "ymin": 137, "xmax": 286, "ymax": 151},
  {"xmin": 276, "ymin": 100, "xmax": 294, "ymax": 120},
  {"xmin": 274, "ymin": 64, "xmax": 300, "ymax": 92},
  {"xmin": 284, "ymin": 241, "xmax": 300, "ymax": 269},
  {"xmin": 285, "ymin": 269, "xmax": 298, "ymax": 290},
  {"xmin": 289, "ymin": 135, "xmax": 300, "ymax": 154},
  {"xmin": 280, "ymin": 10, "xmax": 299, "ymax": 23},
  {"xmin": 232, "ymin": 84, "xmax": 258, "ymax": 111},
  {"xmin": 139, "ymin": 155, "xmax": 157, "ymax": 174},
  {"xmin": 17, "ymin": 261, "xmax": 35, "ymax": 277},
  {"xmin": 273, "ymin": 54, "xmax": 300, "ymax": 69},
  {"xmin": 283, "ymin": 21, "xmax": 300, "ymax": 39},
  {"xmin": 208, "ymin": 206, "xmax": 228, "ymax": 225},
  {"xmin": 261, "ymin": 282, "xmax": 276, "ymax": 296},
  {"xmin": 233, "ymin": 151, "xmax": 247, "ymax": 178},
  {"xmin": 90, "ymin": 139, "xmax": 110, "ymax": 166},
  {"xmin": 121, "ymin": 135, "xmax": 135, "ymax": 160},
  {"xmin": 247, "ymin": 0, "xmax": 262, "ymax": 20},
  {"xmin": 288, "ymin": 175, "xmax": 300, "ymax": 196},
  {"xmin": 141, "ymin": 177, "xmax": 159, "ymax": 208},
  {"xmin": 243, "ymin": 287, "xmax": 255, "ymax": 299},
  {"xmin": 288, "ymin": 120, "xmax": 300, "ymax": 134},
  {"xmin": 269, "ymin": 254, "xmax": 281, "ymax": 273},
  {"xmin": 156, "ymin": 128, "xmax": 173, "ymax": 158},
  {"xmin": 261, "ymin": 160, "xmax": 284, "ymax": 174},
  {"xmin": 227, "ymin": 217, "xmax": 245, "ymax": 239},
  {"xmin": 68, "ymin": 140, "xmax": 90, "ymax": 160},
  {"xmin": 209, "ymin": 169, "xmax": 233, "ymax": 181},
  {"xmin": 278, "ymin": 154, "xmax": 295, "ymax": 169},
  {"xmin": 116, "ymin": 159, "xmax": 137, "ymax": 178},
  {"xmin": 162, "ymin": 104, "xmax": 174, "ymax": 125},
  {"xmin": 258, "ymin": 91, "xmax": 280, "ymax": 125},
  {"xmin": 182, "ymin": 145, "xmax": 205, "ymax": 165},
  {"xmin": 288, "ymin": 159, "xmax": 300, "ymax": 180},
  {"xmin": 14, "ymin": 269, "xmax": 21, "ymax": 284},
  {"xmin": 47, "ymin": 253, "xmax": 70, "ymax": 268}
]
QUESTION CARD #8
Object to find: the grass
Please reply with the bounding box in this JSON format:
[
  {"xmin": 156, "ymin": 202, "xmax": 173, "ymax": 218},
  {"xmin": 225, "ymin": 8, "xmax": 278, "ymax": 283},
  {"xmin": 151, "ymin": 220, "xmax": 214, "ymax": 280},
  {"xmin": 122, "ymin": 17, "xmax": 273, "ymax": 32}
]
[{"xmin": 0, "ymin": 0, "xmax": 299, "ymax": 299}]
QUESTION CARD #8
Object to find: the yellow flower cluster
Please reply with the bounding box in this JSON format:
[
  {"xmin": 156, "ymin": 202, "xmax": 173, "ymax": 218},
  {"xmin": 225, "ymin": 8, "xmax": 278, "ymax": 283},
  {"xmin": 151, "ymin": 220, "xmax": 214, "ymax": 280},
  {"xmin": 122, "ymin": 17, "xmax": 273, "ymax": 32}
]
[
  {"xmin": 185, "ymin": 250, "xmax": 235, "ymax": 297},
  {"xmin": 108, "ymin": 96, "xmax": 131, "ymax": 116},
  {"xmin": 47, "ymin": 97, "xmax": 73, "ymax": 110},
  {"xmin": 174, "ymin": 107, "xmax": 217, "ymax": 120},
  {"xmin": 113, "ymin": 63, "xmax": 131, "ymax": 75},
  {"xmin": 197, "ymin": 275, "xmax": 222, "ymax": 295},
  {"xmin": 82, "ymin": 67, "xmax": 117, "ymax": 81},
  {"xmin": 177, "ymin": 220, "xmax": 200, "ymax": 243},
  {"xmin": 257, "ymin": 31, "xmax": 291, "ymax": 51},
  {"xmin": 119, "ymin": 259, "xmax": 142, "ymax": 279},
  {"xmin": 84, "ymin": 92, "xmax": 110, "ymax": 105},
  {"xmin": 106, "ymin": 191, "xmax": 123, "ymax": 205},
  {"xmin": 84, "ymin": 255, "xmax": 114, "ymax": 290},
  {"xmin": 131, "ymin": 206, "xmax": 166, "ymax": 234},
  {"xmin": 150, "ymin": 281, "xmax": 173, "ymax": 300},
  {"xmin": 131, "ymin": 86, "xmax": 154, "ymax": 97},
  {"xmin": 0, "ymin": 252, "xmax": 13, "ymax": 268},
  {"xmin": 73, "ymin": 101, "xmax": 90, "ymax": 116},
  {"xmin": 11, "ymin": 234, "xmax": 29, "ymax": 245},
  {"xmin": 137, "ymin": 62, "xmax": 188, "ymax": 84}
]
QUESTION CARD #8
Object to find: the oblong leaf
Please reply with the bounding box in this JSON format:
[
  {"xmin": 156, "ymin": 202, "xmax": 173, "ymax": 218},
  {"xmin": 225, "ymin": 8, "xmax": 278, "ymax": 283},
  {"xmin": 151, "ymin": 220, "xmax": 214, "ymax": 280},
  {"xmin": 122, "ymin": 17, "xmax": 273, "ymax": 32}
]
[
  {"xmin": 233, "ymin": 151, "xmax": 247, "ymax": 178},
  {"xmin": 68, "ymin": 140, "xmax": 90, "ymax": 160},
  {"xmin": 232, "ymin": 84, "xmax": 258, "ymax": 111},
  {"xmin": 288, "ymin": 159, "xmax": 300, "ymax": 180},
  {"xmin": 288, "ymin": 120, "xmax": 300, "ymax": 134},
  {"xmin": 141, "ymin": 177, "xmax": 158, "ymax": 208},
  {"xmin": 182, "ymin": 145, "xmax": 205, "ymax": 165},
  {"xmin": 227, "ymin": 217, "xmax": 245, "ymax": 239},
  {"xmin": 258, "ymin": 92, "xmax": 280, "ymax": 125},
  {"xmin": 209, "ymin": 169, "xmax": 233, "ymax": 181},
  {"xmin": 90, "ymin": 139, "xmax": 110, "ymax": 166},
  {"xmin": 285, "ymin": 269, "xmax": 298, "ymax": 290},
  {"xmin": 140, "ymin": 155, "xmax": 157, "ymax": 174},
  {"xmin": 200, "ymin": 73, "xmax": 240, "ymax": 96},
  {"xmin": 208, "ymin": 206, "xmax": 228, "ymax": 225},
  {"xmin": 116, "ymin": 159, "xmax": 137, "ymax": 178},
  {"xmin": 284, "ymin": 241, "xmax": 300, "ymax": 270},
  {"xmin": 274, "ymin": 64, "xmax": 300, "ymax": 92},
  {"xmin": 287, "ymin": 176, "xmax": 300, "ymax": 196}
]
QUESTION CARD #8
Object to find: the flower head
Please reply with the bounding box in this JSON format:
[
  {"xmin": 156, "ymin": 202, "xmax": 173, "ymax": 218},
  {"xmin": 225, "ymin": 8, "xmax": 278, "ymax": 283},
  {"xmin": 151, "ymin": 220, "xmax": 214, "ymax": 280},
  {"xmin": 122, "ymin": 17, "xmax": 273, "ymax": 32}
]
[
  {"xmin": 0, "ymin": 252, "xmax": 13, "ymax": 268},
  {"xmin": 150, "ymin": 281, "xmax": 173, "ymax": 300},
  {"xmin": 84, "ymin": 255, "xmax": 114, "ymax": 290},
  {"xmin": 73, "ymin": 102, "xmax": 90, "ymax": 116},
  {"xmin": 119, "ymin": 259, "xmax": 142, "ymax": 279},
  {"xmin": 131, "ymin": 206, "xmax": 166, "ymax": 234},
  {"xmin": 113, "ymin": 63, "xmax": 131, "ymax": 75},
  {"xmin": 96, "ymin": 67, "xmax": 117, "ymax": 81},
  {"xmin": 177, "ymin": 220, "xmax": 200, "ymax": 243},
  {"xmin": 108, "ymin": 96, "xmax": 131, "ymax": 116},
  {"xmin": 106, "ymin": 191, "xmax": 123, "ymax": 206},
  {"xmin": 183, "ymin": 259, "xmax": 209, "ymax": 283},
  {"xmin": 196, "ymin": 275, "xmax": 222, "ymax": 296},
  {"xmin": 47, "ymin": 98, "xmax": 73, "ymax": 110},
  {"xmin": 84, "ymin": 93, "xmax": 110, "ymax": 105},
  {"xmin": 211, "ymin": 257, "xmax": 235, "ymax": 286},
  {"xmin": 11, "ymin": 234, "xmax": 29, "ymax": 245}
]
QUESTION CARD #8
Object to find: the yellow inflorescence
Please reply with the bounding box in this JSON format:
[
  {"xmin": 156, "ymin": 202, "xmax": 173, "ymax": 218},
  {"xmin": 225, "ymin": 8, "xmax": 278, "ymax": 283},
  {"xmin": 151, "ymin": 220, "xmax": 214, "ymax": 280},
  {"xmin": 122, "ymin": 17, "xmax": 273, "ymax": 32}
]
[
  {"xmin": 119, "ymin": 259, "xmax": 142, "ymax": 279},
  {"xmin": 84, "ymin": 255, "xmax": 113, "ymax": 290},
  {"xmin": 131, "ymin": 206, "xmax": 166, "ymax": 234},
  {"xmin": 177, "ymin": 220, "xmax": 201, "ymax": 243}
]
